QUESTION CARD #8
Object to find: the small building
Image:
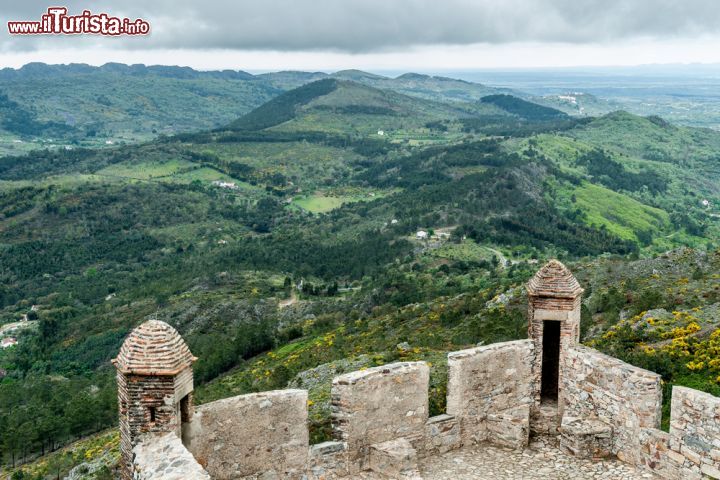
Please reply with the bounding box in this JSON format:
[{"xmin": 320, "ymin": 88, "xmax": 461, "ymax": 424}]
[
  {"xmin": 377, "ymin": 130, "xmax": 385, "ymax": 136},
  {"xmin": 701, "ymin": 199, "xmax": 710, "ymax": 207},
  {"xmin": 1, "ymin": 337, "xmax": 18, "ymax": 349},
  {"xmin": 391, "ymin": 219, "xmax": 398, "ymax": 225},
  {"xmin": 211, "ymin": 181, "xmax": 237, "ymax": 190},
  {"xmin": 416, "ymin": 230, "xmax": 428, "ymax": 239},
  {"xmin": 112, "ymin": 320, "xmax": 198, "ymax": 480}
]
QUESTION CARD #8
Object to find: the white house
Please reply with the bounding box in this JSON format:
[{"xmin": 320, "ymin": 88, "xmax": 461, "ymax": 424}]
[
  {"xmin": 701, "ymin": 199, "xmax": 710, "ymax": 207},
  {"xmin": 416, "ymin": 230, "xmax": 428, "ymax": 239},
  {"xmin": 1, "ymin": 337, "xmax": 18, "ymax": 349},
  {"xmin": 391, "ymin": 219, "xmax": 398, "ymax": 225},
  {"xmin": 377, "ymin": 130, "xmax": 385, "ymax": 136},
  {"xmin": 212, "ymin": 181, "xmax": 237, "ymax": 190}
]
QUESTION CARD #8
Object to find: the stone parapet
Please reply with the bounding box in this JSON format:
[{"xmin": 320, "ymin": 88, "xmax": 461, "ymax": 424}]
[
  {"xmin": 183, "ymin": 389, "xmax": 308, "ymax": 480},
  {"xmin": 446, "ymin": 340, "xmax": 535, "ymax": 448},
  {"xmin": 132, "ymin": 432, "xmax": 209, "ymax": 480},
  {"xmin": 331, "ymin": 361, "xmax": 430, "ymax": 472},
  {"xmin": 560, "ymin": 345, "xmax": 662, "ymax": 458}
]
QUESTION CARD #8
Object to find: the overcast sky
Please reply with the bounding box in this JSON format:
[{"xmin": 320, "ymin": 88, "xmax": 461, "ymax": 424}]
[{"xmin": 2, "ymin": 0, "xmax": 720, "ymax": 71}]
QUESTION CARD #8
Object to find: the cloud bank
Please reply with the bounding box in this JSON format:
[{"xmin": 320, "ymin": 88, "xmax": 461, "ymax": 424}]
[{"xmin": 4, "ymin": 0, "xmax": 720, "ymax": 53}]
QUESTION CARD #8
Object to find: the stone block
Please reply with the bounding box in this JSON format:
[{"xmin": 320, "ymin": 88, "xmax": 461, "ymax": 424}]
[
  {"xmin": 701, "ymin": 464, "xmax": 720, "ymax": 479},
  {"xmin": 559, "ymin": 417, "xmax": 613, "ymax": 460},
  {"xmin": 308, "ymin": 441, "xmax": 347, "ymax": 479},
  {"xmin": 530, "ymin": 402, "xmax": 560, "ymax": 436},
  {"xmin": 422, "ymin": 414, "xmax": 461, "ymax": 456},
  {"xmin": 368, "ymin": 438, "xmax": 420, "ymax": 479},
  {"xmin": 486, "ymin": 405, "xmax": 530, "ymax": 449}
]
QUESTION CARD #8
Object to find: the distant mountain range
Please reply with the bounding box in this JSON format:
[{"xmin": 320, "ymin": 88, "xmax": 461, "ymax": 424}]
[{"xmin": 0, "ymin": 63, "xmax": 516, "ymax": 155}]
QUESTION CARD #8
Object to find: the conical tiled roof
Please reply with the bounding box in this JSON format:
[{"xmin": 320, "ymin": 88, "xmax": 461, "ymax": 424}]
[
  {"xmin": 113, "ymin": 320, "xmax": 196, "ymax": 375},
  {"xmin": 526, "ymin": 260, "xmax": 583, "ymax": 298}
]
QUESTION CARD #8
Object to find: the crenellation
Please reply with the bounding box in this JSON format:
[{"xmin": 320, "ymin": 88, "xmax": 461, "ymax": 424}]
[
  {"xmin": 183, "ymin": 389, "xmax": 309, "ymax": 480},
  {"xmin": 113, "ymin": 261, "xmax": 720, "ymax": 479},
  {"xmin": 331, "ymin": 361, "xmax": 430, "ymax": 473},
  {"xmin": 447, "ymin": 340, "xmax": 535, "ymax": 448}
]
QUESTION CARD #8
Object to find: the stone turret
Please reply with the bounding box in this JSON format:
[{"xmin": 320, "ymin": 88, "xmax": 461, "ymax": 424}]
[
  {"xmin": 113, "ymin": 320, "xmax": 197, "ymax": 480},
  {"xmin": 526, "ymin": 260, "xmax": 583, "ymax": 421}
]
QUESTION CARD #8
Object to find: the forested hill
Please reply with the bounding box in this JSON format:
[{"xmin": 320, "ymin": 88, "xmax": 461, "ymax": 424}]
[
  {"xmin": 229, "ymin": 79, "xmax": 479, "ymax": 133},
  {"xmin": 480, "ymin": 94, "xmax": 568, "ymax": 121},
  {"xmin": 1, "ymin": 77, "xmax": 720, "ymax": 478},
  {"xmin": 0, "ymin": 64, "xmax": 511, "ymax": 156}
]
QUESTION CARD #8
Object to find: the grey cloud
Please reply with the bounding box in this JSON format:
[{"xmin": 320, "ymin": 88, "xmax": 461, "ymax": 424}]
[{"xmin": 3, "ymin": 0, "xmax": 720, "ymax": 53}]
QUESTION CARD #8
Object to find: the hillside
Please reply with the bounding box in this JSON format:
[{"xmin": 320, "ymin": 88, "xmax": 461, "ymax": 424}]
[
  {"xmin": 480, "ymin": 94, "xmax": 568, "ymax": 121},
  {"xmin": 2, "ymin": 79, "xmax": 720, "ymax": 477},
  {"xmin": 0, "ymin": 63, "xmax": 280, "ymax": 154},
  {"xmin": 230, "ymin": 78, "xmax": 492, "ymax": 142}
]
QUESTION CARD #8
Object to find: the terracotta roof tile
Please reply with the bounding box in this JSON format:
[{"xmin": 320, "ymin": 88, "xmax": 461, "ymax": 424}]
[
  {"xmin": 113, "ymin": 320, "xmax": 196, "ymax": 375},
  {"xmin": 526, "ymin": 260, "xmax": 583, "ymax": 298}
]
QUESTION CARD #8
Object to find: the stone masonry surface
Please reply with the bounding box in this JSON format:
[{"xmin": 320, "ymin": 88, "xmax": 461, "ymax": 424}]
[
  {"xmin": 446, "ymin": 340, "xmax": 535, "ymax": 448},
  {"xmin": 667, "ymin": 386, "xmax": 720, "ymax": 479},
  {"xmin": 561, "ymin": 345, "xmax": 662, "ymax": 465},
  {"xmin": 183, "ymin": 389, "xmax": 309, "ymax": 480},
  {"xmin": 331, "ymin": 361, "xmax": 430, "ymax": 473},
  {"xmin": 132, "ymin": 432, "xmax": 209, "ymax": 480}
]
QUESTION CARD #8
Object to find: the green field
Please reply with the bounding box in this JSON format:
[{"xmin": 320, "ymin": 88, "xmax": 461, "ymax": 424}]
[
  {"xmin": 429, "ymin": 240, "xmax": 497, "ymax": 262},
  {"xmin": 96, "ymin": 159, "xmax": 196, "ymax": 179},
  {"xmin": 95, "ymin": 160, "xmax": 251, "ymax": 187},
  {"xmin": 292, "ymin": 194, "xmax": 349, "ymax": 213},
  {"xmin": 291, "ymin": 189, "xmax": 397, "ymax": 213},
  {"xmin": 571, "ymin": 183, "xmax": 670, "ymax": 241}
]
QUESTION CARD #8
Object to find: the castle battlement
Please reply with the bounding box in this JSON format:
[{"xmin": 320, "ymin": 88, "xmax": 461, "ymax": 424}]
[{"xmin": 115, "ymin": 261, "xmax": 720, "ymax": 480}]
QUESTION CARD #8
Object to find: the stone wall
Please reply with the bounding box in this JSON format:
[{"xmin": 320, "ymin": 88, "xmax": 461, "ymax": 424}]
[
  {"xmin": 668, "ymin": 386, "xmax": 720, "ymax": 479},
  {"xmin": 123, "ymin": 349, "xmax": 720, "ymax": 480},
  {"xmin": 446, "ymin": 340, "xmax": 535, "ymax": 448},
  {"xmin": 630, "ymin": 386, "xmax": 720, "ymax": 480},
  {"xmin": 331, "ymin": 362, "xmax": 429, "ymax": 473},
  {"xmin": 133, "ymin": 432, "xmax": 209, "ymax": 480},
  {"xmin": 560, "ymin": 345, "xmax": 662, "ymax": 461},
  {"xmin": 183, "ymin": 389, "xmax": 309, "ymax": 480}
]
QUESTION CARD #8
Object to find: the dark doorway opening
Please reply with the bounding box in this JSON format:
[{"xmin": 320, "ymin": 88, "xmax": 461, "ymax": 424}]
[
  {"xmin": 180, "ymin": 394, "xmax": 191, "ymax": 445},
  {"xmin": 541, "ymin": 320, "xmax": 560, "ymax": 401},
  {"xmin": 180, "ymin": 395, "xmax": 191, "ymax": 423}
]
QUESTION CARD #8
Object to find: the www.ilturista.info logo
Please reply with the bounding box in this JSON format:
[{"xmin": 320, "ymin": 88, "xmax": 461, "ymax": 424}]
[{"xmin": 8, "ymin": 7, "xmax": 150, "ymax": 36}]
